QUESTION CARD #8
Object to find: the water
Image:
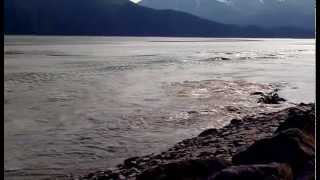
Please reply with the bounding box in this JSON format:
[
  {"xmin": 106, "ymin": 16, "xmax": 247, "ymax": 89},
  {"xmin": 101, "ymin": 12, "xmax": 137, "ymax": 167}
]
[{"xmin": 4, "ymin": 36, "xmax": 315, "ymax": 179}]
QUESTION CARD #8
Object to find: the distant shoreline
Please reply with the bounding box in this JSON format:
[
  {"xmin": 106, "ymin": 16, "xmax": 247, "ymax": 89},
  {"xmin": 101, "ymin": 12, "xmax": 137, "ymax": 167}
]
[{"xmin": 4, "ymin": 34, "xmax": 315, "ymax": 40}]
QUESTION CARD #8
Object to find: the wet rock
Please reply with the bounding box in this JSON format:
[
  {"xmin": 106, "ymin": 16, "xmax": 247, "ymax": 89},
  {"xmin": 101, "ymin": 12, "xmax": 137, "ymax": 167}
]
[
  {"xmin": 275, "ymin": 103, "xmax": 315, "ymax": 138},
  {"xmin": 80, "ymin": 104, "xmax": 314, "ymax": 180},
  {"xmin": 197, "ymin": 151, "xmax": 216, "ymax": 158},
  {"xmin": 219, "ymin": 57, "xmax": 231, "ymax": 61},
  {"xmin": 209, "ymin": 163, "xmax": 293, "ymax": 180},
  {"xmin": 257, "ymin": 92, "xmax": 286, "ymax": 104},
  {"xmin": 124, "ymin": 157, "xmax": 140, "ymax": 168},
  {"xmin": 83, "ymin": 172, "xmax": 95, "ymax": 179},
  {"xmin": 232, "ymin": 129, "xmax": 314, "ymax": 171},
  {"xmin": 136, "ymin": 158, "xmax": 230, "ymax": 180},
  {"xmin": 232, "ymin": 140, "xmax": 246, "ymax": 147},
  {"xmin": 141, "ymin": 157, "xmax": 151, "ymax": 162},
  {"xmin": 294, "ymin": 160, "xmax": 315, "ymax": 180},
  {"xmin": 230, "ymin": 119, "xmax": 242, "ymax": 125},
  {"xmin": 250, "ymin": 91, "xmax": 264, "ymax": 95},
  {"xmin": 118, "ymin": 174, "xmax": 126, "ymax": 180},
  {"xmin": 198, "ymin": 128, "xmax": 218, "ymax": 137},
  {"xmin": 187, "ymin": 110, "xmax": 199, "ymax": 114},
  {"xmin": 127, "ymin": 167, "xmax": 140, "ymax": 176},
  {"xmin": 200, "ymin": 139, "xmax": 214, "ymax": 146},
  {"xmin": 149, "ymin": 159, "xmax": 162, "ymax": 166},
  {"xmin": 225, "ymin": 106, "xmax": 239, "ymax": 112},
  {"xmin": 205, "ymin": 57, "xmax": 231, "ymax": 61},
  {"xmin": 215, "ymin": 148, "xmax": 227, "ymax": 155}
]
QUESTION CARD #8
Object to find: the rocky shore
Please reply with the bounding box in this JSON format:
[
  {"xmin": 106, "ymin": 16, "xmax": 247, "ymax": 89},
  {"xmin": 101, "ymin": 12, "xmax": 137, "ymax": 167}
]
[{"xmin": 78, "ymin": 103, "xmax": 314, "ymax": 180}]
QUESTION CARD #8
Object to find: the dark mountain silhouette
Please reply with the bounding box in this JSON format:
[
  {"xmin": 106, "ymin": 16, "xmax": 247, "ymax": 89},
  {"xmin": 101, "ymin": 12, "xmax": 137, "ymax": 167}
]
[
  {"xmin": 4, "ymin": 0, "xmax": 314, "ymax": 37},
  {"xmin": 139, "ymin": 0, "xmax": 315, "ymax": 30}
]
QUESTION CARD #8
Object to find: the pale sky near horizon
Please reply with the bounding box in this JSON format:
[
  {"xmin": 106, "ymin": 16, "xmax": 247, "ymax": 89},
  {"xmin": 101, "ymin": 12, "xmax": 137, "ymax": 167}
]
[{"xmin": 130, "ymin": 0, "xmax": 141, "ymax": 3}]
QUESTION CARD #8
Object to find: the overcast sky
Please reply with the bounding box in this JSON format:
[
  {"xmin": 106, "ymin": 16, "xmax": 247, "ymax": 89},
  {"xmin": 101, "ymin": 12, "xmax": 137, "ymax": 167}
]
[{"xmin": 130, "ymin": 0, "xmax": 141, "ymax": 3}]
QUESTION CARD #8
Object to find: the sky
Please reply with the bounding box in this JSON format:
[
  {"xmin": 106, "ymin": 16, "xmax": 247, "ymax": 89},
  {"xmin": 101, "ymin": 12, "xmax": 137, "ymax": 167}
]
[{"xmin": 130, "ymin": 0, "xmax": 141, "ymax": 3}]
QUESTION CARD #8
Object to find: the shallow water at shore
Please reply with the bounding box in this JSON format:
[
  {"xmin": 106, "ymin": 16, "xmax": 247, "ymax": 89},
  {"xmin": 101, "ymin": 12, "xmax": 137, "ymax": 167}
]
[{"xmin": 4, "ymin": 36, "xmax": 315, "ymax": 179}]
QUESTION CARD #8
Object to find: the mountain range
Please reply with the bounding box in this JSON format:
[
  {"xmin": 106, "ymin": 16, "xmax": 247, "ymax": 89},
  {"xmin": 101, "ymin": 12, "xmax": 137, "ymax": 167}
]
[
  {"xmin": 139, "ymin": 0, "xmax": 315, "ymax": 30},
  {"xmin": 4, "ymin": 0, "xmax": 314, "ymax": 37}
]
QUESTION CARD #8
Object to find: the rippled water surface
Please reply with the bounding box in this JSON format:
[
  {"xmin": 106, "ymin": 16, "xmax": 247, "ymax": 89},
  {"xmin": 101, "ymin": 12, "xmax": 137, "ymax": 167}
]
[{"xmin": 4, "ymin": 36, "xmax": 315, "ymax": 179}]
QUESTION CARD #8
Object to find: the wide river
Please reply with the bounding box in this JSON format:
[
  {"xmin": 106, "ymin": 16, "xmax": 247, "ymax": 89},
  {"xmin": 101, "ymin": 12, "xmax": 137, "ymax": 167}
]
[{"xmin": 4, "ymin": 36, "xmax": 315, "ymax": 179}]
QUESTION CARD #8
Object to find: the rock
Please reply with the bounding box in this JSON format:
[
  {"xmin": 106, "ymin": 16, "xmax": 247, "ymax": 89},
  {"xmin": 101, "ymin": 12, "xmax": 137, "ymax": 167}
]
[
  {"xmin": 200, "ymin": 139, "xmax": 214, "ymax": 146},
  {"xmin": 220, "ymin": 57, "xmax": 230, "ymax": 61},
  {"xmin": 275, "ymin": 104, "xmax": 315, "ymax": 138},
  {"xmin": 80, "ymin": 104, "xmax": 314, "ymax": 180},
  {"xmin": 82, "ymin": 172, "xmax": 95, "ymax": 179},
  {"xmin": 197, "ymin": 151, "xmax": 216, "ymax": 158},
  {"xmin": 118, "ymin": 174, "xmax": 126, "ymax": 180},
  {"xmin": 250, "ymin": 91, "xmax": 264, "ymax": 95},
  {"xmin": 198, "ymin": 128, "xmax": 218, "ymax": 137},
  {"xmin": 209, "ymin": 163, "xmax": 293, "ymax": 180},
  {"xmin": 141, "ymin": 157, "xmax": 151, "ymax": 162},
  {"xmin": 124, "ymin": 157, "xmax": 140, "ymax": 168},
  {"xmin": 232, "ymin": 129, "xmax": 314, "ymax": 172},
  {"xmin": 205, "ymin": 57, "xmax": 231, "ymax": 61},
  {"xmin": 136, "ymin": 158, "xmax": 230, "ymax": 180},
  {"xmin": 257, "ymin": 92, "xmax": 286, "ymax": 104},
  {"xmin": 230, "ymin": 119, "xmax": 242, "ymax": 125},
  {"xmin": 187, "ymin": 110, "xmax": 199, "ymax": 114},
  {"xmin": 225, "ymin": 106, "xmax": 238, "ymax": 112},
  {"xmin": 232, "ymin": 140, "xmax": 245, "ymax": 147},
  {"xmin": 216, "ymin": 148, "xmax": 227, "ymax": 155},
  {"xmin": 294, "ymin": 160, "xmax": 315, "ymax": 180}
]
